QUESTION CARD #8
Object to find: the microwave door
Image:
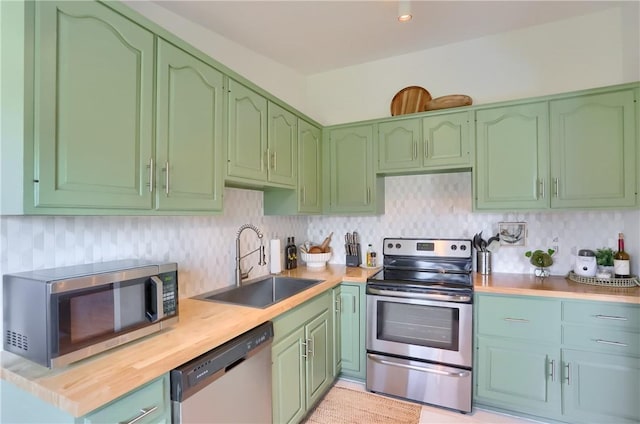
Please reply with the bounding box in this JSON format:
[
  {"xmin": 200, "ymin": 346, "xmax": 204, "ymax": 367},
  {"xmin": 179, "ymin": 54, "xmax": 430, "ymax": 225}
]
[{"xmin": 145, "ymin": 276, "xmax": 165, "ymax": 322}]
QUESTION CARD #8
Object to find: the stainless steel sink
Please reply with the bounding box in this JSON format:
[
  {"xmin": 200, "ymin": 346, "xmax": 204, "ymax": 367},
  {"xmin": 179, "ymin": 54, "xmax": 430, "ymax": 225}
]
[{"xmin": 195, "ymin": 275, "xmax": 323, "ymax": 308}]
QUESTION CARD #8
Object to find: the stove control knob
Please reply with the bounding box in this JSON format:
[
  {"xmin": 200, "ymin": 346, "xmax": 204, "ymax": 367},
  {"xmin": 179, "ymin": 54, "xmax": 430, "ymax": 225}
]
[
  {"xmin": 451, "ymin": 245, "xmax": 458, "ymax": 250},
  {"xmin": 387, "ymin": 243, "xmax": 393, "ymax": 249},
  {"xmin": 395, "ymin": 243, "xmax": 401, "ymax": 249},
  {"xmin": 460, "ymin": 244, "xmax": 467, "ymax": 250}
]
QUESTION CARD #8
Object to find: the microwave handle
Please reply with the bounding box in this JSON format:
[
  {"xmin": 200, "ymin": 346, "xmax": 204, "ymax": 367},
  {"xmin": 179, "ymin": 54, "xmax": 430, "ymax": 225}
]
[{"xmin": 146, "ymin": 276, "xmax": 165, "ymax": 322}]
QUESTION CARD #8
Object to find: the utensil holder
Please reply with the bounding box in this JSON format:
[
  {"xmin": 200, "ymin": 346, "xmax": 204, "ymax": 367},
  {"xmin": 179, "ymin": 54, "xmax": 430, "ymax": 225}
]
[{"xmin": 477, "ymin": 251, "xmax": 491, "ymax": 275}]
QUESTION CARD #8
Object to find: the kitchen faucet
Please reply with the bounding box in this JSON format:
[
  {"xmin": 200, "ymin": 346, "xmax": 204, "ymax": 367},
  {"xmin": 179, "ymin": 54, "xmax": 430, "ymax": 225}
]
[{"xmin": 235, "ymin": 224, "xmax": 266, "ymax": 287}]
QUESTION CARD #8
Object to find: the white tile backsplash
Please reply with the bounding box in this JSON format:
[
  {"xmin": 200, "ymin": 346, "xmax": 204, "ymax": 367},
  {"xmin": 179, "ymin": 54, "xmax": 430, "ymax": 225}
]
[{"xmin": 1, "ymin": 173, "xmax": 639, "ymax": 306}]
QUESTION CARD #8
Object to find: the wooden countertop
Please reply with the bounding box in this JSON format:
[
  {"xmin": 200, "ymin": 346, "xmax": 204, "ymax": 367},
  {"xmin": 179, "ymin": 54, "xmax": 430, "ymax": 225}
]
[
  {"xmin": 2, "ymin": 266, "xmax": 638, "ymax": 417},
  {"xmin": 0, "ymin": 265, "xmax": 377, "ymax": 417},
  {"xmin": 474, "ymin": 272, "xmax": 640, "ymax": 304}
]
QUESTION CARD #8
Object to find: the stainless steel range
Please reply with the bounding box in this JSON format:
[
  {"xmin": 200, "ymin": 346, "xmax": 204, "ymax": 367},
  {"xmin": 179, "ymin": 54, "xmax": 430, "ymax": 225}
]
[{"xmin": 366, "ymin": 238, "xmax": 473, "ymax": 413}]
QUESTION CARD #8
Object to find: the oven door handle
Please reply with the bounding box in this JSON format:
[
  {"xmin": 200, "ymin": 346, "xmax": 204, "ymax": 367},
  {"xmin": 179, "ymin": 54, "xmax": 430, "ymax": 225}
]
[
  {"xmin": 368, "ymin": 353, "xmax": 471, "ymax": 378},
  {"xmin": 367, "ymin": 287, "xmax": 471, "ymax": 303}
]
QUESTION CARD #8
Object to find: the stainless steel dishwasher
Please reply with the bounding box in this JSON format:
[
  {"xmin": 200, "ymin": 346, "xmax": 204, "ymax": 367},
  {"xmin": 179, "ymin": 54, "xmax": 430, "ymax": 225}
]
[{"xmin": 170, "ymin": 321, "xmax": 273, "ymax": 423}]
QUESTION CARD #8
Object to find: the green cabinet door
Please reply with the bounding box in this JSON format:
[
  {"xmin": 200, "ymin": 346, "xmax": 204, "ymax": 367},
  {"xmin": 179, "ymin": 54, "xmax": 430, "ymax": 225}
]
[
  {"xmin": 268, "ymin": 102, "xmax": 297, "ymax": 187},
  {"xmin": 298, "ymin": 120, "xmax": 322, "ymax": 213},
  {"xmin": 227, "ymin": 80, "xmax": 268, "ymax": 182},
  {"xmin": 328, "ymin": 125, "xmax": 382, "ymax": 214},
  {"xmin": 475, "ymin": 102, "xmax": 549, "ymax": 210},
  {"xmin": 305, "ymin": 310, "xmax": 332, "ymax": 409},
  {"xmin": 340, "ymin": 283, "xmax": 366, "ymax": 380},
  {"xmin": 272, "ymin": 327, "xmax": 306, "ymax": 424},
  {"xmin": 332, "ymin": 286, "xmax": 342, "ymax": 377},
  {"xmin": 422, "ymin": 111, "xmax": 471, "ymax": 169},
  {"xmin": 475, "ymin": 336, "xmax": 561, "ymax": 417},
  {"xmin": 34, "ymin": 1, "xmax": 154, "ymax": 209},
  {"xmin": 155, "ymin": 40, "xmax": 224, "ymax": 211},
  {"xmin": 377, "ymin": 118, "xmax": 421, "ymax": 172},
  {"xmin": 549, "ymin": 89, "xmax": 637, "ymax": 209},
  {"xmin": 562, "ymin": 349, "xmax": 640, "ymax": 424}
]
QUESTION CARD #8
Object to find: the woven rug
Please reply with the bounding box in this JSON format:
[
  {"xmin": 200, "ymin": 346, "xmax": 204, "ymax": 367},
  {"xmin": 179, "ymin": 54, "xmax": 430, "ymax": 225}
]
[{"xmin": 303, "ymin": 386, "xmax": 422, "ymax": 424}]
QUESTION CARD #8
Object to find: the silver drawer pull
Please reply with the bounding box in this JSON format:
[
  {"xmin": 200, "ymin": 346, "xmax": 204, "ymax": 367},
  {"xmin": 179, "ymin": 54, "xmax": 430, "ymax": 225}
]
[
  {"xmin": 595, "ymin": 314, "xmax": 628, "ymax": 321},
  {"xmin": 503, "ymin": 317, "xmax": 530, "ymax": 323},
  {"xmin": 119, "ymin": 406, "xmax": 158, "ymax": 424},
  {"xmin": 594, "ymin": 339, "xmax": 628, "ymax": 347}
]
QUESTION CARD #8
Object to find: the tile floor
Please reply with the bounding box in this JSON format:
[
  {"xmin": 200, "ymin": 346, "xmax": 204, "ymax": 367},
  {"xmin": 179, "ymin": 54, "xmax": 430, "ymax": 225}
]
[{"xmin": 335, "ymin": 379, "xmax": 544, "ymax": 424}]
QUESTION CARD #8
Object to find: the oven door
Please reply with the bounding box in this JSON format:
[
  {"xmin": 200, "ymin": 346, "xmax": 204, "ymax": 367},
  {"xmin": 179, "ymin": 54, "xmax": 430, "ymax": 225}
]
[{"xmin": 366, "ymin": 287, "xmax": 472, "ymax": 368}]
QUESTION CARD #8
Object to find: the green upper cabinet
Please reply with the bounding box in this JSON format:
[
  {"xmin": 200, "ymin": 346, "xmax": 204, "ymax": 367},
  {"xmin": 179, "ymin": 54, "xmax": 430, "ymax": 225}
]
[
  {"xmin": 377, "ymin": 111, "xmax": 472, "ymax": 174},
  {"xmin": 155, "ymin": 40, "xmax": 224, "ymax": 212},
  {"xmin": 475, "ymin": 102, "xmax": 550, "ymax": 210},
  {"xmin": 227, "ymin": 80, "xmax": 298, "ymax": 188},
  {"xmin": 227, "ymin": 79, "xmax": 268, "ymax": 183},
  {"xmin": 34, "ymin": 1, "xmax": 154, "ymax": 210},
  {"xmin": 549, "ymin": 89, "xmax": 637, "ymax": 209},
  {"xmin": 297, "ymin": 120, "xmax": 322, "ymax": 213},
  {"xmin": 267, "ymin": 102, "xmax": 298, "ymax": 187},
  {"xmin": 326, "ymin": 124, "xmax": 384, "ymax": 214}
]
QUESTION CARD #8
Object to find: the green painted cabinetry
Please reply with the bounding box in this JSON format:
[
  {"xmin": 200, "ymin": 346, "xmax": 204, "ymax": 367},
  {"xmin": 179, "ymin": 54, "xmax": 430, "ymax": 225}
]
[
  {"xmin": 377, "ymin": 111, "xmax": 472, "ymax": 173},
  {"xmin": 33, "ymin": 0, "xmax": 155, "ymax": 210},
  {"xmin": 155, "ymin": 40, "xmax": 224, "ymax": 211},
  {"xmin": 475, "ymin": 102, "xmax": 550, "ymax": 210},
  {"xmin": 475, "ymin": 293, "xmax": 640, "ymax": 423},
  {"xmin": 263, "ymin": 119, "xmax": 322, "ymax": 215},
  {"xmin": 549, "ymin": 89, "xmax": 637, "ymax": 209},
  {"xmin": 272, "ymin": 291, "xmax": 334, "ymax": 424},
  {"xmin": 326, "ymin": 125, "xmax": 384, "ymax": 214},
  {"xmin": 475, "ymin": 86, "xmax": 638, "ymax": 211},
  {"xmin": 339, "ymin": 283, "xmax": 367, "ymax": 380},
  {"xmin": 0, "ymin": 374, "xmax": 171, "ymax": 423},
  {"xmin": 227, "ymin": 80, "xmax": 298, "ymax": 189},
  {"xmin": 332, "ymin": 285, "xmax": 342, "ymax": 377}
]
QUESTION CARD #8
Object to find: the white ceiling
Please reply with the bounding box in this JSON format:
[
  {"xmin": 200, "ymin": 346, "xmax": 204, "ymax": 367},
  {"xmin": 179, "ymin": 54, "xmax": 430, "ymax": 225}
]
[{"xmin": 151, "ymin": 1, "xmax": 632, "ymax": 76}]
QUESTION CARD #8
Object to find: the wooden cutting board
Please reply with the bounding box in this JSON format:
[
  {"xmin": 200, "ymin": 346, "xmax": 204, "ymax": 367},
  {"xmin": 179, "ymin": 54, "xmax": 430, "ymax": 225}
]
[
  {"xmin": 425, "ymin": 94, "xmax": 473, "ymax": 111},
  {"xmin": 390, "ymin": 86, "xmax": 431, "ymax": 116}
]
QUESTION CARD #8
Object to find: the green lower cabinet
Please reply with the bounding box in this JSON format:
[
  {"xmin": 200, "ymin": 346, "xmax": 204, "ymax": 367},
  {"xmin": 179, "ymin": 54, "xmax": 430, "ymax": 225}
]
[
  {"xmin": 561, "ymin": 349, "xmax": 640, "ymax": 423},
  {"xmin": 332, "ymin": 285, "xmax": 342, "ymax": 377},
  {"xmin": 475, "ymin": 336, "xmax": 561, "ymax": 417},
  {"xmin": 271, "ymin": 291, "xmax": 335, "ymax": 424},
  {"xmin": 0, "ymin": 374, "xmax": 171, "ymax": 424},
  {"xmin": 339, "ymin": 283, "xmax": 366, "ymax": 380}
]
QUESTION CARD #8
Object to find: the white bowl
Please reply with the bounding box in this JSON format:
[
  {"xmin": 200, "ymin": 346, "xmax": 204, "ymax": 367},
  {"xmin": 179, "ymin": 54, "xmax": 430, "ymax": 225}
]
[{"xmin": 300, "ymin": 249, "xmax": 332, "ymax": 268}]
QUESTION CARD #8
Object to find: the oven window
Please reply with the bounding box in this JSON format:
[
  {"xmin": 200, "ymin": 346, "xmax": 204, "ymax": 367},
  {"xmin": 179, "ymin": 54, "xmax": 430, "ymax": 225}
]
[
  {"xmin": 55, "ymin": 279, "xmax": 148, "ymax": 355},
  {"xmin": 376, "ymin": 301, "xmax": 459, "ymax": 351}
]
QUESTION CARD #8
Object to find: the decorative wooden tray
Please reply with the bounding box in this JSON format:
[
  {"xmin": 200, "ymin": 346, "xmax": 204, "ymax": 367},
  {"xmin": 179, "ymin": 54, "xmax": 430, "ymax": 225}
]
[{"xmin": 567, "ymin": 271, "xmax": 640, "ymax": 288}]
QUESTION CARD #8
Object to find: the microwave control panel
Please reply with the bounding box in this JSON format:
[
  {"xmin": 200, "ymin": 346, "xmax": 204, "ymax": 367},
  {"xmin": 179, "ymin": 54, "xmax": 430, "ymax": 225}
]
[{"xmin": 159, "ymin": 271, "xmax": 178, "ymax": 315}]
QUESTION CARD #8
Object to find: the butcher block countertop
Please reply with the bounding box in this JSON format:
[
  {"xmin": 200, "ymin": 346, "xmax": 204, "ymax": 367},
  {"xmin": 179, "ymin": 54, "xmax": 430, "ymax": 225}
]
[
  {"xmin": 474, "ymin": 272, "xmax": 640, "ymax": 304},
  {"xmin": 0, "ymin": 265, "xmax": 377, "ymax": 417},
  {"xmin": 2, "ymin": 266, "xmax": 638, "ymax": 417}
]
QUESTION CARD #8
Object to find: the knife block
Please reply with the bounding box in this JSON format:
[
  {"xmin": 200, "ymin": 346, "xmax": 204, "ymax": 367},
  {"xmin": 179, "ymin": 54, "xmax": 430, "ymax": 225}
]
[{"xmin": 346, "ymin": 244, "xmax": 361, "ymax": 267}]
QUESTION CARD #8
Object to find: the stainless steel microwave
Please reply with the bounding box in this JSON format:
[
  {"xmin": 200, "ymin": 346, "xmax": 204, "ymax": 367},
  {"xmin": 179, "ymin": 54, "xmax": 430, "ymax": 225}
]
[{"xmin": 2, "ymin": 259, "xmax": 178, "ymax": 368}]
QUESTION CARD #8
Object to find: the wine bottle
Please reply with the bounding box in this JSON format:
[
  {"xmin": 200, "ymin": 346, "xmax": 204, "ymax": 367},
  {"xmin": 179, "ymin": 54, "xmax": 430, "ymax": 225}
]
[
  {"xmin": 614, "ymin": 232, "xmax": 631, "ymax": 278},
  {"xmin": 285, "ymin": 237, "xmax": 292, "ymax": 270},
  {"xmin": 290, "ymin": 237, "xmax": 297, "ymax": 269}
]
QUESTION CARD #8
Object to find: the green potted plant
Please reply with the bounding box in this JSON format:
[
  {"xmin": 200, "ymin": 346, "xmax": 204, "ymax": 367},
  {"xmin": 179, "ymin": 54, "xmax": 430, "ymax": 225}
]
[
  {"xmin": 525, "ymin": 248, "xmax": 555, "ymax": 278},
  {"xmin": 595, "ymin": 247, "xmax": 614, "ymax": 277}
]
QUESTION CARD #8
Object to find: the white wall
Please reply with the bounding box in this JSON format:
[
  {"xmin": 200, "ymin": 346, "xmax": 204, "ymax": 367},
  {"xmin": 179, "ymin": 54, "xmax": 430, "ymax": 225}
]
[{"xmin": 307, "ymin": 6, "xmax": 640, "ymax": 125}]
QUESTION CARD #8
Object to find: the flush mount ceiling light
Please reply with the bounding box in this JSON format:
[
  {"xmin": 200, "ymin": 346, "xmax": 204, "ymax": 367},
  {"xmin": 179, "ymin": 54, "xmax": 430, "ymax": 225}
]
[{"xmin": 398, "ymin": 0, "xmax": 412, "ymax": 22}]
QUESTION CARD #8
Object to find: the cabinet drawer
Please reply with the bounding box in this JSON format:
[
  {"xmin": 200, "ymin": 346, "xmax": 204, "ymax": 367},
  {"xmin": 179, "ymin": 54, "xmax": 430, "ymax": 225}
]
[
  {"xmin": 563, "ymin": 324, "xmax": 640, "ymax": 356},
  {"xmin": 477, "ymin": 295, "xmax": 560, "ymax": 343},
  {"xmin": 563, "ymin": 301, "xmax": 640, "ymax": 331},
  {"xmin": 83, "ymin": 375, "xmax": 169, "ymax": 424}
]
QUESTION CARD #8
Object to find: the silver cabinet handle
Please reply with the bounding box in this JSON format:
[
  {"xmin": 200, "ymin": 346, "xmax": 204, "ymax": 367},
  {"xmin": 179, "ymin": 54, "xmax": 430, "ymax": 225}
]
[
  {"xmin": 413, "ymin": 141, "xmax": 418, "ymax": 160},
  {"xmin": 549, "ymin": 359, "xmax": 556, "ymax": 382},
  {"xmin": 352, "ymin": 297, "xmax": 356, "ymax": 314},
  {"xmin": 565, "ymin": 362, "xmax": 571, "ymax": 385},
  {"xmin": 162, "ymin": 162, "xmax": 170, "ymax": 195},
  {"xmin": 424, "ymin": 139, "xmax": 429, "ymax": 159},
  {"xmin": 538, "ymin": 178, "xmax": 545, "ymax": 199},
  {"xmin": 273, "ymin": 151, "xmax": 277, "ymax": 170},
  {"xmin": 335, "ymin": 297, "xmax": 341, "ymax": 313},
  {"xmin": 554, "ymin": 177, "xmax": 559, "ymax": 197},
  {"xmin": 595, "ymin": 314, "xmax": 628, "ymax": 321},
  {"xmin": 301, "ymin": 339, "xmax": 308, "ymax": 359},
  {"xmin": 594, "ymin": 339, "xmax": 628, "ymax": 347},
  {"xmin": 307, "ymin": 338, "xmax": 314, "ymax": 357},
  {"xmin": 146, "ymin": 158, "xmax": 154, "ymax": 192},
  {"xmin": 503, "ymin": 317, "xmax": 530, "ymax": 323},
  {"xmin": 366, "ymin": 187, "xmax": 371, "ymax": 204},
  {"xmin": 119, "ymin": 406, "xmax": 158, "ymax": 424}
]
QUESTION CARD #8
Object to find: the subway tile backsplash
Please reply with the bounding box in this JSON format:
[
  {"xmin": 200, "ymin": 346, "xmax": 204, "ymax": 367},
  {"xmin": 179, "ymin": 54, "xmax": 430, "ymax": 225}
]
[{"xmin": 1, "ymin": 173, "xmax": 639, "ymax": 303}]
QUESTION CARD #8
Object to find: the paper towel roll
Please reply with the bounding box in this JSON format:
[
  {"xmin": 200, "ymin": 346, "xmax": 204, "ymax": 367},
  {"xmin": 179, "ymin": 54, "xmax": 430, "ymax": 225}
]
[{"xmin": 270, "ymin": 239, "xmax": 282, "ymax": 274}]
